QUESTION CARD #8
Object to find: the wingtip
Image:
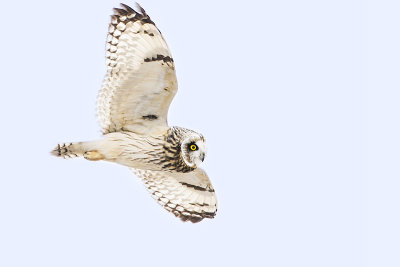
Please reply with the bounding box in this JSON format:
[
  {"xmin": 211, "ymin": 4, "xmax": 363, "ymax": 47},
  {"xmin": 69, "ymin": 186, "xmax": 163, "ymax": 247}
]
[
  {"xmin": 117, "ymin": 2, "xmax": 145, "ymax": 15},
  {"xmin": 112, "ymin": 2, "xmax": 154, "ymax": 25},
  {"xmin": 134, "ymin": 2, "xmax": 148, "ymax": 16},
  {"xmin": 120, "ymin": 3, "xmax": 135, "ymax": 13}
]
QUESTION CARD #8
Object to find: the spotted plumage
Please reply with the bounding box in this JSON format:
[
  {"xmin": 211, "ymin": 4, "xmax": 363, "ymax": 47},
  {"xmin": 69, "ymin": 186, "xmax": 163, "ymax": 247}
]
[{"xmin": 51, "ymin": 3, "xmax": 217, "ymax": 223}]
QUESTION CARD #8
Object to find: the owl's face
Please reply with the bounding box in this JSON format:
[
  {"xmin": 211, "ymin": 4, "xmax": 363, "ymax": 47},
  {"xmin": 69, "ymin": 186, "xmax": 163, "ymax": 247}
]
[{"xmin": 180, "ymin": 135, "xmax": 206, "ymax": 168}]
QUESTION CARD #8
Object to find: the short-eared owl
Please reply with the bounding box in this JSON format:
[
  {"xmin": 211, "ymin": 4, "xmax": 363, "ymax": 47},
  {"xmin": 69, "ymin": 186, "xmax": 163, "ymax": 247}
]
[{"xmin": 52, "ymin": 3, "xmax": 217, "ymax": 223}]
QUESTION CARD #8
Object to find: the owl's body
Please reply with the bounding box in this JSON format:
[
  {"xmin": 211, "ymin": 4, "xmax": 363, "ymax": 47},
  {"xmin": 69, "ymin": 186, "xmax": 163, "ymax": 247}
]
[
  {"xmin": 52, "ymin": 3, "xmax": 217, "ymax": 223},
  {"xmin": 54, "ymin": 127, "xmax": 203, "ymax": 173}
]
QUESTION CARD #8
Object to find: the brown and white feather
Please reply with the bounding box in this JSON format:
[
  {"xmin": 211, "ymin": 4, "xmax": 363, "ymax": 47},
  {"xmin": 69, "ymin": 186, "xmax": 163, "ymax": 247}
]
[
  {"xmin": 132, "ymin": 168, "xmax": 217, "ymax": 223},
  {"xmin": 98, "ymin": 3, "xmax": 178, "ymax": 135}
]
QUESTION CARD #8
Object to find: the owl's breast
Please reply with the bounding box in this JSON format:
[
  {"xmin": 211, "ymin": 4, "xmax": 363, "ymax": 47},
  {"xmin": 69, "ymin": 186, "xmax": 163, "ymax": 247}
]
[{"xmin": 103, "ymin": 131, "xmax": 165, "ymax": 171}]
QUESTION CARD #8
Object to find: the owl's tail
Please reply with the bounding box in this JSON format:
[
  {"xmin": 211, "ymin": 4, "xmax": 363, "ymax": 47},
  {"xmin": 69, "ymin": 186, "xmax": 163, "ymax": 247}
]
[
  {"xmin": 51, "ymin": 142, "xmax": 85, "ymax": 158},
  {"xmin": 51, "ymin": 141, "xmax": 106, "ymax": 161}
]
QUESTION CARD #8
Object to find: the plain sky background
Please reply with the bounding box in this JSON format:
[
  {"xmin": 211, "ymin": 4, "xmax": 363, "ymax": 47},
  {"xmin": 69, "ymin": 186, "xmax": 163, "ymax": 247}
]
[{"xmin": 0, "ymin": 0, "xmax": 399, "ymax": 266}]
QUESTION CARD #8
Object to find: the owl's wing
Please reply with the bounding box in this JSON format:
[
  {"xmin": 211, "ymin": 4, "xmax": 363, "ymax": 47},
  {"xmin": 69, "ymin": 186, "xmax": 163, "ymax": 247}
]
[
  {"xmin": 98, "ymin": 3, "xmax": 178, "ymax": 135},
  {"xmin": 131, "ymin": 168, "xmax": 217, "ymax": 223}
]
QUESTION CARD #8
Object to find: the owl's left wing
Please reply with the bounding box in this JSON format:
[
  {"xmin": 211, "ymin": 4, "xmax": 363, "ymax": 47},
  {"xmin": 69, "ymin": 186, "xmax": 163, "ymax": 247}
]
[
  {"xmin": 131, "ymin": 168, "xmax": 217, "ymax": 223},
  {"xmin": 98, "ymin": 3, "xmax": 178, "ymax": 135}
]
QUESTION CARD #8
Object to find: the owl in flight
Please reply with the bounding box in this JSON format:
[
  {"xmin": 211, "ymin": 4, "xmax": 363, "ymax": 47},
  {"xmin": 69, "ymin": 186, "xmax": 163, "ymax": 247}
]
[{"xmin": 52, "ymin": 3, "xmax": 217, "ymax": 223}]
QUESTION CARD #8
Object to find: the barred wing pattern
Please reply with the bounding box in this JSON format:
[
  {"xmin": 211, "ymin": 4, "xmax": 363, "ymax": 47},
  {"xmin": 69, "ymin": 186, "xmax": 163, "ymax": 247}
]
[
  {"xmin": 98, "ymin": 4, "xmax": 178, "ymax": 135},
  {"xmin": 132, "ymin": 168, "xmax": 217, "ymax": 223}
]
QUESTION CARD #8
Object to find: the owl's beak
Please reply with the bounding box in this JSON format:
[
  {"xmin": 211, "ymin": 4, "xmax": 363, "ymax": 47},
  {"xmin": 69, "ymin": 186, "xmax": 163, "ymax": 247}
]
[{"xmin": 200, "ymin": 153, "xmax": 205, "ymax": 162}]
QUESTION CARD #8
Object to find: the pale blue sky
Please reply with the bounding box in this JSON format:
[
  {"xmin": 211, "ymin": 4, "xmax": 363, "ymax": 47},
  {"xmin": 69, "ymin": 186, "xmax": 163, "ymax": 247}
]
[{"xmin": 0, "ymin": 0, "xmax": 399, "ymax": 266}]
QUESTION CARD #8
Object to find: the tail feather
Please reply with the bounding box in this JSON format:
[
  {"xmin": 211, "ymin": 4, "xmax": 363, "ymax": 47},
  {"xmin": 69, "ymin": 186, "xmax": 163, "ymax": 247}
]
[{"xmin": 51, "ymin": 142, "xmax": 84, "ymax": 158}]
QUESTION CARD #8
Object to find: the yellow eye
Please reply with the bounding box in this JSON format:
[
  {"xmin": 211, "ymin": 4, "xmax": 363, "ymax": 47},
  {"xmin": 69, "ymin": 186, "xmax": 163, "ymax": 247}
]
[{"xmin": 190, "ymin": 144, "xmax": 197, "ymax": 151}]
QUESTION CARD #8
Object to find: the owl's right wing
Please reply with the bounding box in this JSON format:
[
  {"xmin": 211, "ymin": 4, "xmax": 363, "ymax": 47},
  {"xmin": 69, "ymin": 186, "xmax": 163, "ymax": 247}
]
[
  {"xmin": 131, "ymin": 168, "xmax": 217, "ymax": 223},
  {"xmin": 98, "ymin": 3, "xmax": 178, "ymax": 135}
]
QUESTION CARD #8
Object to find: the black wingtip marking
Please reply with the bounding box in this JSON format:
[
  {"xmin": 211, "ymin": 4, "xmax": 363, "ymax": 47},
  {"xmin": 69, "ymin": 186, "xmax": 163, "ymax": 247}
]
[
  {"xmin": 178, "ymin": 210, "xmax": 216, "ymax": 222},
  {"xmin": 142, "ymin": 114, "xmax": 158, "ymax": 120},
  {"xmin": 120, "ymin": 3, "xmax": 135, "ymax": 13},
  {"xmin": 188, "ymin": 216, "xmax": 203, "ymax": 223},
  {"xmin": 112, "ymin": 3, "xmax": 156, "ymax": 26}
]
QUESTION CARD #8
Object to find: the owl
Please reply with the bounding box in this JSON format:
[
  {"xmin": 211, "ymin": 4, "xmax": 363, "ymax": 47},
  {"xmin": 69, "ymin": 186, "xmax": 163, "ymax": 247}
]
[{"xmin": 51, "ymin": 3, "xmax": 217, "ymax": 223}]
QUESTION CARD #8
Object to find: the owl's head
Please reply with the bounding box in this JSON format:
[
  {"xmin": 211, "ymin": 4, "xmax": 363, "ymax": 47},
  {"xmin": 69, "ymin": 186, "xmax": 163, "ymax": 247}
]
[{"xmin": 180, "ymin": 133, "xmax": 206, "ymax": 168}]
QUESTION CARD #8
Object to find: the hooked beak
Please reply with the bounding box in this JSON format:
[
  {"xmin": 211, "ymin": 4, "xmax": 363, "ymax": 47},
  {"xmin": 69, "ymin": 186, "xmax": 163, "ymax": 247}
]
[{"xmin": 200, "ymin": 153, "xmax": 205, "ymax": 162}]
